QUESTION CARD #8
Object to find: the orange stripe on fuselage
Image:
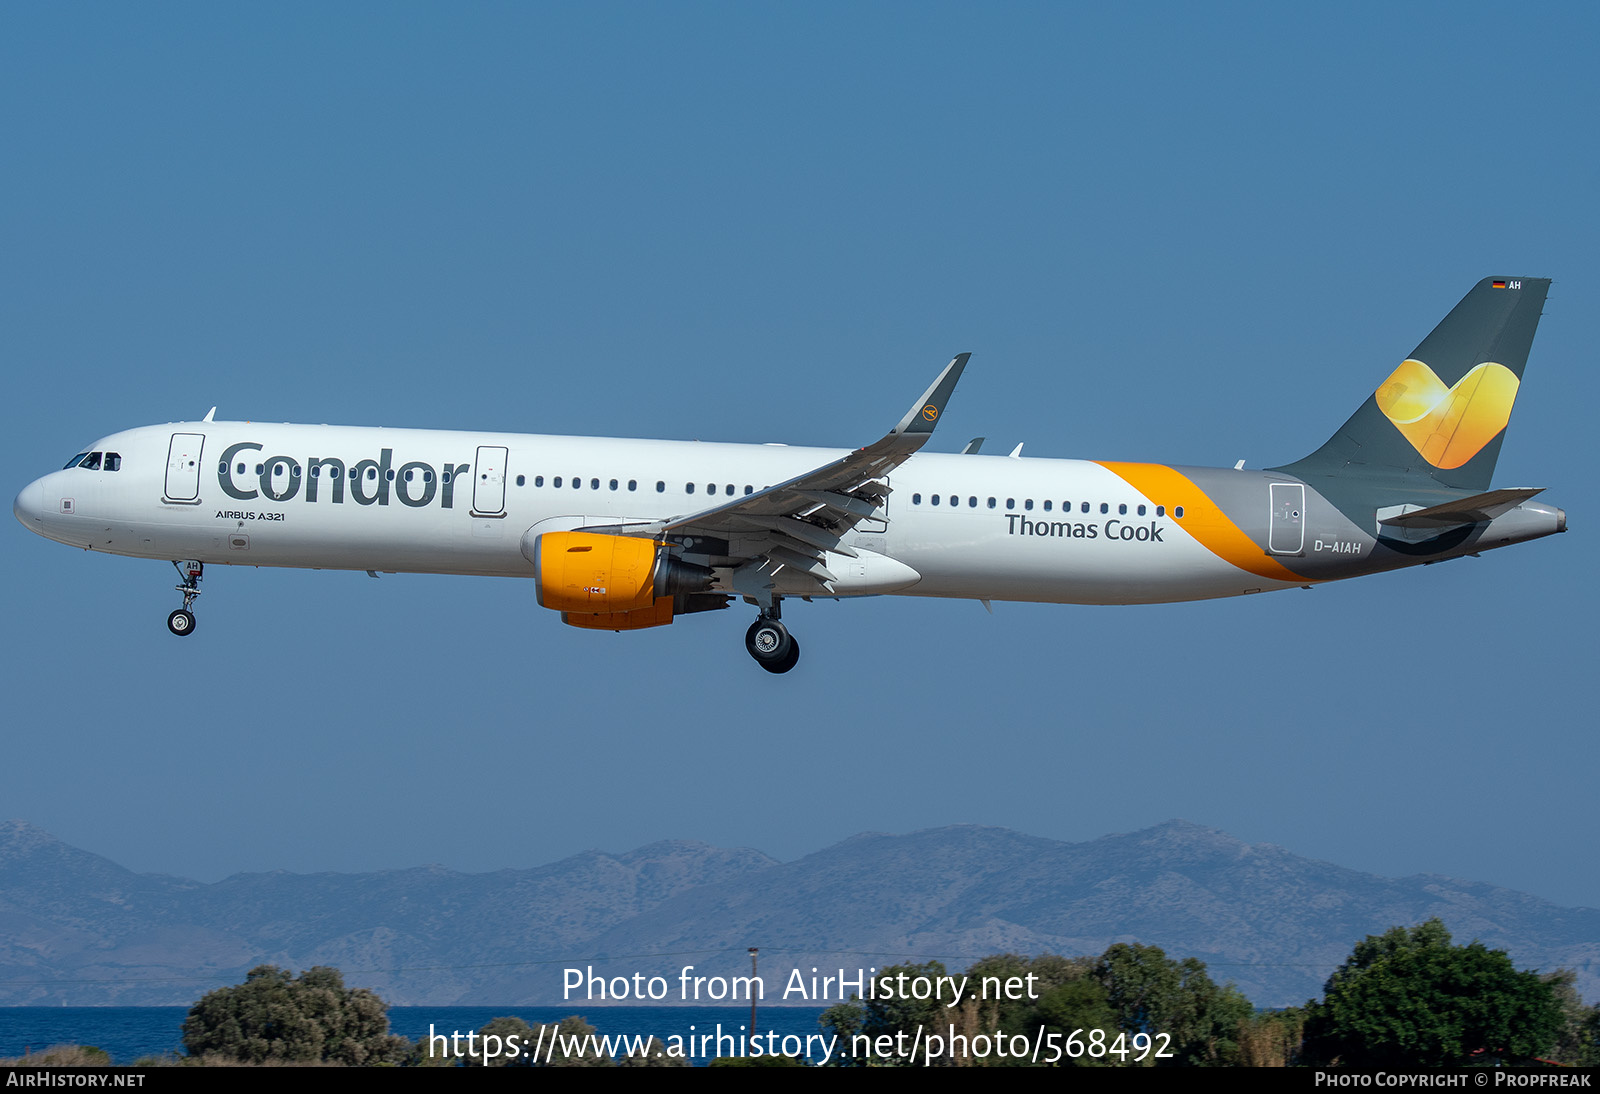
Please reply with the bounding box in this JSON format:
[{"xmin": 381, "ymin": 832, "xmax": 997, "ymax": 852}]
[{"xmin": 1095, "ymin": 462, "xmax": 1308, "ymax": 584}]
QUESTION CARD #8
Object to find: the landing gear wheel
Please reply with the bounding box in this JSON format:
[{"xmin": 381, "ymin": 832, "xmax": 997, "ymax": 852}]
[
  {"xmin": 168, "ymin": 560, "xmax": 203, "ymax": 637},
  {"xmin": 745, "ymin": 618, "xmax": 796, "ymax": 671},
  {"xmin": 760, "ymin": 635, "xmax": 800, "ymax": 674}
]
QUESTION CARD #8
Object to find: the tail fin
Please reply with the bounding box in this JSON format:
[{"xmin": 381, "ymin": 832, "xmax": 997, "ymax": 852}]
[{"xmin": 1272, "ymin": 277, "xmax": 1549, "ymax": 494}]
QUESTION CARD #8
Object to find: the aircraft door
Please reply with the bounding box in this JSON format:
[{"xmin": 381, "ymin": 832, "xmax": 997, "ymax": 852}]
[
  {"xmin": 165, "ymin": 433, "xmax": 205, "ymax": 502},
  {"xmin": 472, "ymin": 446, "xmax": 508, "ymax": 516},
  {"xmin": 1268, "ymin": 482, "xmax": 1305, "ymax": 555}
]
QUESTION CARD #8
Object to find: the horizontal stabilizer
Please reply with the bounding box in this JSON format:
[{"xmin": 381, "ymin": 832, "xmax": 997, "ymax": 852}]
[{"xmin": 1378, "ymin": 487, "xmax": 1545, "ymax": 531}]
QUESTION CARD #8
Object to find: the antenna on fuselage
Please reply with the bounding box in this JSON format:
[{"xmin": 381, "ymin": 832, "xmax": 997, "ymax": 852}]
[{"xmin": 202, "ymin": 407, "xmax": 216, "ymax": 422}]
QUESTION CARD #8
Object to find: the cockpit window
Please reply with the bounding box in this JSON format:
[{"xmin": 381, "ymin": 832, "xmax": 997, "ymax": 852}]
[
  {"xmin": 77, "ymin": 452, "xmax": 102, "ymax": 470},
  {"xmin": 104, "ymin": 453, "xmax": 121, "ymax": 471},
  {"xmin": 63, "ymin": 452, "xmax": 89, "ymax": 469}
]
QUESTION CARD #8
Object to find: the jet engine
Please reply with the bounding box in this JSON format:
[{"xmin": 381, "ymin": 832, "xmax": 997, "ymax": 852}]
[{"xmin": 532, "ymin": 531, "xmax": 718, "ymax": 630}]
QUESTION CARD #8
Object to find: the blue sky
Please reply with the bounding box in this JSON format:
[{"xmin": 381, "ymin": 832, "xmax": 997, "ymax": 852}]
[{"xmin": 4, "ymin": 3, "xmax": 1597, "ymax": 921}]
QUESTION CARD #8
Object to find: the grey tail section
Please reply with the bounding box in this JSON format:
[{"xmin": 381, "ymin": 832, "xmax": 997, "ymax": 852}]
[{"xmin": 1270, "ymin": 277, "xmax": 1550, "ymax": 496}]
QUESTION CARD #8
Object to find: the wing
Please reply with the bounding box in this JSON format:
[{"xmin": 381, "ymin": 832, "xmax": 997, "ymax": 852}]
[{"xmin": 587, "ymin": 353, "xmax": 968, "ymax": 598}]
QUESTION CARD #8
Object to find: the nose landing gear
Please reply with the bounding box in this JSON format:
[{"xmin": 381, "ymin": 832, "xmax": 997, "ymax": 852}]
[
  {"xmin": 745, "ymin": 609, "xmax": 800, "ymax": 674},
  {"xmin": 167, "ymin": 560, "xmax": 203, "ymax": 637}
]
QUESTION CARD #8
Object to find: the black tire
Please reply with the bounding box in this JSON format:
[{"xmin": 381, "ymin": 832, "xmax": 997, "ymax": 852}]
[
  {"xmin": 760, "ymin": 636, "xmax": 800, "ymax": 674},
  {"xmin": 745, "ymin": 619, "xmax": 792, "ymax": 664},
  {"xmin": 167, "ymin": 609, "xmax": 196, "ymax": 637}
]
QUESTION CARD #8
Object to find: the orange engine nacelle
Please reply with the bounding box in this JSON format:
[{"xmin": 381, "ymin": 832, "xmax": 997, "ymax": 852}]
[
  {"xmin": 533, "ymin": 531, "xmax": 712, "ymax": 631},
  {"xmin": 561, "ymin": 598, "xmax": 675, "ymax": 631}
]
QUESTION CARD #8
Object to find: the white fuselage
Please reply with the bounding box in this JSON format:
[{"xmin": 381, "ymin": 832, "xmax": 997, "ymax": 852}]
[{"xmin": 16, "ymin": 421, "xmax": 1303, "ymax": 607}]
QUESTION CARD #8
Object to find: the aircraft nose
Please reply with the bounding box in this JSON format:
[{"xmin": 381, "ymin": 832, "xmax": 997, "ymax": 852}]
[{"xmin": 13, "ymin": 479, "xmax": 45, "ymax": 527}]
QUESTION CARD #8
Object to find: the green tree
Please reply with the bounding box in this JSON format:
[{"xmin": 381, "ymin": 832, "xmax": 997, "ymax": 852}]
[
  {"xmin": 818, "ymin": 961, "xmax": 960, "ymax": 1066},
  {"xmin": 463, "ymin": 1016, "xmax": 535, "ymax": 1067},
  {"xmin": 1236, "ymin": 1008, "xmax": 1307, "ymax": 1067},
  {"xmin": 618, "ymin": 1036, "xmax": 689, "ymax": 1067},
  {"xmin": 1093, "ymin": 943, "xmax": 1251, "ymax": 1065},
  {"xmin": 960, "ymin": 952, "xmax": 1114, "ymax": 1067},
  {"xmin": 1543, "ymin": 970, "xmax": 1600, "ymax": 1066},
  {"xmin": 1303, "ymin": 919, "xmax": 1564, "ymax": 1067},
  {"xmin": 465, "ymin": 1015, "xmax": 616, "ymax": 1068},
  {"xmin": 182, "ymin": 965, "xmax": 410, "ymax": 1065},
  {"xmin": 818, "ymin": 1000, "xmax": 866, "ymax": 1066},
  {"xmin": 1033, "ymin": 976, "xmax": 1121, "ymax": 1064}
]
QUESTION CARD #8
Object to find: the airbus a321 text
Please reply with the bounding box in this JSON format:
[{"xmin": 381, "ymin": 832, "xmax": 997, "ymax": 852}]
[{"xmin": 14, "ymin": 278, "xmax": 1566, "ymax": 673}]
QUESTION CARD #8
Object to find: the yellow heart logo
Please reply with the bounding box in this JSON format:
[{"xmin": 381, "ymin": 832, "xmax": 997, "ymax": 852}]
[{"xmin": 1375, "ymin": 359, "xmax": 1520, "ymax": 470}]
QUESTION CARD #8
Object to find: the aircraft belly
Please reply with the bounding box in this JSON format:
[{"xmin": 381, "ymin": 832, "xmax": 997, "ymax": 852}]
[
  {"xmin": 899, "ymin": 526, "xmax": 1294, "ymax": 604},
  {"xmin": 95, "ymin": 492, "xmax": 529, "ymax": 576}
]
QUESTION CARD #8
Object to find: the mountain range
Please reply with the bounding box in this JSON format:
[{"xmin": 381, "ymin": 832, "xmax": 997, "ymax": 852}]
[{"xmin": 1, "ymin": 819, "xmax": 1594, "ymax": 1009}]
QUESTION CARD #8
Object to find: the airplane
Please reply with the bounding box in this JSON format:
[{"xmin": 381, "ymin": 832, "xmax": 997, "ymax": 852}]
[{"xmin": 13, "ymin": 277, "xmax": 1565, "ymax": 674}]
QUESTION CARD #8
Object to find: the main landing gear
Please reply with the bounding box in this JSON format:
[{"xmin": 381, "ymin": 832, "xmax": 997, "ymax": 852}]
[
  {"xmin": 167, "ymin": 560, "xmax": 203, "ymax": 637},
  {"xmin": 745, "ymin": 605, "xmax": 800, "ymax": 674}
]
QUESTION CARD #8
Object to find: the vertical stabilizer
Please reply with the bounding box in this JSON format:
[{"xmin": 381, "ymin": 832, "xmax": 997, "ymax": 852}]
[{"xmin": 1272, "ymin": 277, "xmax": 1549, "ymax": 494}]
